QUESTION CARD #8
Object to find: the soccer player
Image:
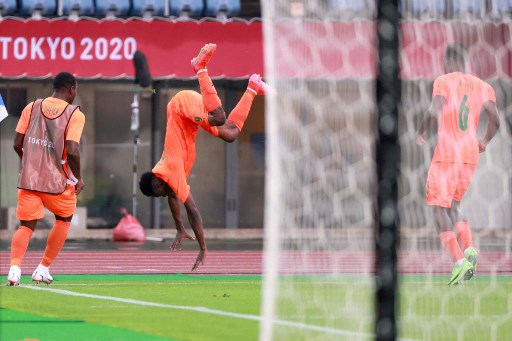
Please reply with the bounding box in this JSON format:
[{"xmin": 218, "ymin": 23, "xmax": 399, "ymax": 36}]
[
  {"xmin": 7, "ymin": 72, "xmax": 85, "ymax": 286},
  {"xmin": 416, "ymin": 43, "xmax": 500, "ymax": 285},
  {"xmin": 139, "ymin": 43, "xmax": 268, "ymax": 271}
]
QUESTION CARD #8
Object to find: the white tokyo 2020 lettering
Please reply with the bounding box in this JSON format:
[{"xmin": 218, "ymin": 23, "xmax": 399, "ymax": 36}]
[
  {"xmin": 27, "ymin": 136, "xmax": 56, "ymax": 149},
  {"xmin": 0, "ymin": 36, "xmax": 137, "ymax": 61}
]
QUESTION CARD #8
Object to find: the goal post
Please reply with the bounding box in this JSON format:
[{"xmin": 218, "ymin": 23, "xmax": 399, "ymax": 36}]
[{"xmin": 375, "ymin": 1, "xmax": 401, "ymax": 340}]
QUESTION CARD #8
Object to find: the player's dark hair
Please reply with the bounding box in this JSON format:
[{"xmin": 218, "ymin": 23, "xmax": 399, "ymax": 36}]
[
  {"xmin": 445, "ymin": 43, "xmax": 467, "ymax": 65},
  {"xmin": 139, "ymin": 171, "xmax": 156, "ymax": 196},
  {"xmin": 53, "ymin": 72, "xmax": 77, "ymax": 91}
]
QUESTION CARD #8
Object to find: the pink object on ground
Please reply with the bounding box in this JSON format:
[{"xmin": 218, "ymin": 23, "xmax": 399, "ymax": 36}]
[{"xmin": 112, "ymin": 208, "xmax": 146, "ymax": 242}]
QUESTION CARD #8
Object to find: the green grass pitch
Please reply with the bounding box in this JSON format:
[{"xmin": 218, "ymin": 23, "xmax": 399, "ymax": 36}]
[{"xmin": 0, "ymin": 274, "xmax": 510, "ymax": 341}]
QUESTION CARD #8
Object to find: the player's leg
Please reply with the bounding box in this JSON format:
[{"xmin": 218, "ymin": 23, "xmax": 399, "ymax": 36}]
[
  {"xmin": 435, "ymin": 205, "xmax": 473, "ymax": 285},
  {"xmin": 191, "ymin": 43, "xmax": 224, "ymax": 125},
  {"xmin": 30, "ymin": 216, "xmax": 70, "ymax": 285},
  {"xmin": 427, "ymin": 163, "xmax": 462, "ymax": 261},
  {"xmin": 213, "ymin": 74, "xmax": 269, "ymax": 142},
  {"xmin": 452, "ymin": 163, "xmax": 479, "ymax": 274},
  {"xmin": 427, "ymin": 162, "xmax": 473, "ymax": 284},
  {"xmin": 7, "ymin": 190, "xmax": 44, "ymax": 286},
  {"xmin": 33, "ymin": 186, "xmax": 76, "ymax": 284},
  {"xmin": 452, "ymin": 203, "xmax": 478, "ymax": 278},
  {"xmin": 8, "ymin": 220, "xmax": 36, "ymax": 286},
  {"xmin": 435, "ymin": 206, "xmax": 464, "ymax": 264},
  {"xmin": 451, "ymin": 201, "xmax": 473, "ymax": 250}
]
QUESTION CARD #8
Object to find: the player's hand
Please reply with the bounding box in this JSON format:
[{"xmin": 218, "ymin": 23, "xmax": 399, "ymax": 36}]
[
  {"xmin": 478, "ymin": 139, "xmax": 487, "ymax": 153},
  {"xmin": 75, "ymin": 179, "xmax": 85, "ymax": 195},
  {"xmin": 416, "ymin": 132, "xmax": 426, "ymax": 146},
  {"xmin": 191, "ymin": 249, "xmax": 207, "ymax": 271},
  {"xmin": 170, "ymin": 228, "xmax": 195, "ymax": 251}
]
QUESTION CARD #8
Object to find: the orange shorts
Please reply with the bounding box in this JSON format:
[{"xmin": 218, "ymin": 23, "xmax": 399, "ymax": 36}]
[
  {"xmin": 16, "ymin": 185, "xmax": 77, "ymax": 221},
  {"xmin": 426, "ymin": 162, "xmax": 477, "ymax": 208}
]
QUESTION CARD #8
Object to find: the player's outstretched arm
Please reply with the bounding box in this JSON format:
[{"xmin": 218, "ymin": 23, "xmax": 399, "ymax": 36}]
[
  {"xmin": 183, "ymin": 192, "xmax": 207, "ymax": 271},
  {"xmin": 479, "ymin": 100, "xmax": 500, "ymax": 153},
  {"xmin": 168, "ymin": 192, "xmax": 195, "ymax": 251}
]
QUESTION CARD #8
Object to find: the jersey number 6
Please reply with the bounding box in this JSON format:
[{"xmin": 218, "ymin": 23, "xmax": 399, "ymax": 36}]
[{"xmin": 458, "ymin": 94, "xmax": 469, "ymax": 131}]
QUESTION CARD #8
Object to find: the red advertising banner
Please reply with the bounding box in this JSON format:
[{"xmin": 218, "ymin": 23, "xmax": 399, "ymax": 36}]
[
  {"xmin": 271, "ymin": 21, "xmax": 377, "ymax": 79},
  {"xmin": 270, "ymin": 20, "xmax": 510, "ymax": 79},
  {"xmin": 0, "ymin": 18, "xmax": 264, "ymax": 79},
  {"xmin": 401, "ymin": 21, "xmax": 511, "ymax": 79},
  {"xmin": 0, "ymin": 18, "xmax": 509, "ymax": 80}
]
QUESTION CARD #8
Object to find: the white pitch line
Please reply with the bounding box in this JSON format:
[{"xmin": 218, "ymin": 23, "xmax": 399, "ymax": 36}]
[
  {"xmin": 20, "ymin": 285, "xmax": 420, "ymax": 340},
  {"xmin": 55, "ymin": 281, "xmax": 264, "ymax": 286}
]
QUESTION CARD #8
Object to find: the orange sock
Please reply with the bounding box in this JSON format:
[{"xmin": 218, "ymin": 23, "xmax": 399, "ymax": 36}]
[
  {"xmin": 41, "ymin": 220, "xmax": 71, "ymax": 267},
  {"xmin": 10, "ymin": 226, "xmax": 33, "ymax": 267},
  {"xmin": 227, "ymin": 90, "xmax": 256, "ymax": 131},
  {"xmin": 198, "ymin": 72, "xmax": 222, "ymax": 112},
  {"xmin": 439, "ymin": 231, "xmax": 464, "ymax": 262},
  {"xmin": 455, "ymin": 221, "xmax": 473, "ymax": 251}
]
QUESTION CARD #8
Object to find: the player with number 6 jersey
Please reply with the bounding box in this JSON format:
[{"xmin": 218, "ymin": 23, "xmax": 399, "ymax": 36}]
[
  {"xmin": 430, "ymin": 63, "xmax": 496, "ymax": 165},
  {"xmin": 416, "ymin": 43, "xmax": 500, "ymax": 285}
]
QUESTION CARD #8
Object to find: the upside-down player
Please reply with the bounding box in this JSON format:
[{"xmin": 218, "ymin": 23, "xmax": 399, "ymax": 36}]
[
  {"xmin": 7, "ymin": 72, "xmax": 85, "ymax": 286},
  {"xmin": 416, "ymin": 43, "xmax": 500, "ymax": 285},
  {"xmin": 139, "ymin": 43, "xmax": 268, "ymax": 271}
]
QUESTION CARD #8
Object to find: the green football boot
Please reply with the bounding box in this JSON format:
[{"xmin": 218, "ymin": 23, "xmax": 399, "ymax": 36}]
[
  {"xmin": 448, "ymin": 259, "xmax": 474, "ymax": 285},
  {"xmin": 464, "ymin": 246, "xmax": 479, "ymax": 277}
]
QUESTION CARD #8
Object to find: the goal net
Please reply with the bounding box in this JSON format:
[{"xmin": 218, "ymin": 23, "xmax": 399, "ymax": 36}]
[{"xmin": 260, "ymin": 1, "xmax": 511, "ymax": 340}]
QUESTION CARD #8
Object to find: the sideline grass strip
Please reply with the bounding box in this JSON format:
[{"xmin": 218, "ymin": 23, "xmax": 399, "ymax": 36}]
[{"xmin": 0, "ymin": 308, "xmax": 174, "ymax": 341}]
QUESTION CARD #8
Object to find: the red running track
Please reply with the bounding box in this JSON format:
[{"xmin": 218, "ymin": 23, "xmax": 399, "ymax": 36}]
[{"xmin": 1, "ymin": 250, "xmax": 510, "ymax": 276}]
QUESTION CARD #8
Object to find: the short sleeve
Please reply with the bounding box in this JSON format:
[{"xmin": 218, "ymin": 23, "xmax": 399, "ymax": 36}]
[
  {"xmin": 65, "ymin": 109, "xmax": 85, "ymax": 143},
  {"xmin": 15, "ymin": 102, "xmax": 34, "ymax": 134},
  {"xmin": 484, "ymin": 83, "xmax": 496, "ymax": 103},
  {"xmin": 432, "ymin": 76, "xmax": 448, "ymax": 99},
  {"xmin": 175, "ymin": 90, "xmax": 209, "ymax": 125}
]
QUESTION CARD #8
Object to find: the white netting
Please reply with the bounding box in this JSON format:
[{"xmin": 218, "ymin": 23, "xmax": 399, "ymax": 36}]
[
  {"xmin": 261, "ymin": 2, "xmax": 376, "ymax": 341},
  {"xmin": 261, "ymin": 1, "xmax": 511, "ymax": 340},
  {"xmin": 398, "ymin": 19, "xmax": 512, "ymax": 341}
]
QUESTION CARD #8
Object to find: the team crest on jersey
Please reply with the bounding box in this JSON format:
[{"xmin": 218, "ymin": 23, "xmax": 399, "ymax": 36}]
[{"xmin": 194, "ymin": 117, "xmax": 202, "ymax": 122}]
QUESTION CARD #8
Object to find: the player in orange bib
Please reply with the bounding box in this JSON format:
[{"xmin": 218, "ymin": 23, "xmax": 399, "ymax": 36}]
[
  {"xmin": 7, "ymin": 72, "xmax": 85, "ymax": 286},
  {"xmin": 139, "ymin": 44, "xmax": 269, "ymax": 271},
  {"xmin": 416, "ymin": 43, "xmax": 500, "ymax": 285}
]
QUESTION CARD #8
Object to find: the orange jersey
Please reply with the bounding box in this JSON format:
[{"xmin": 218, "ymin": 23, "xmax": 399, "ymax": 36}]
[
  {"xmin": 152, "ymin": 90, "xmax": 217, "ymax": 203},
  {"xmin": 432, "ymin": 72, "xmax": 496, "ymax": 164},
  {"xmin": 16, "ymin": 97, "xmax": 85, "ymax": 143}
]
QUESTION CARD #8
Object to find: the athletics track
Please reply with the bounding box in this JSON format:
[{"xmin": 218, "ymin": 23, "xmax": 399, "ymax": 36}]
[{"xmin": 0, "ymin": 249, "xmax": 509, "ymax": 276}]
